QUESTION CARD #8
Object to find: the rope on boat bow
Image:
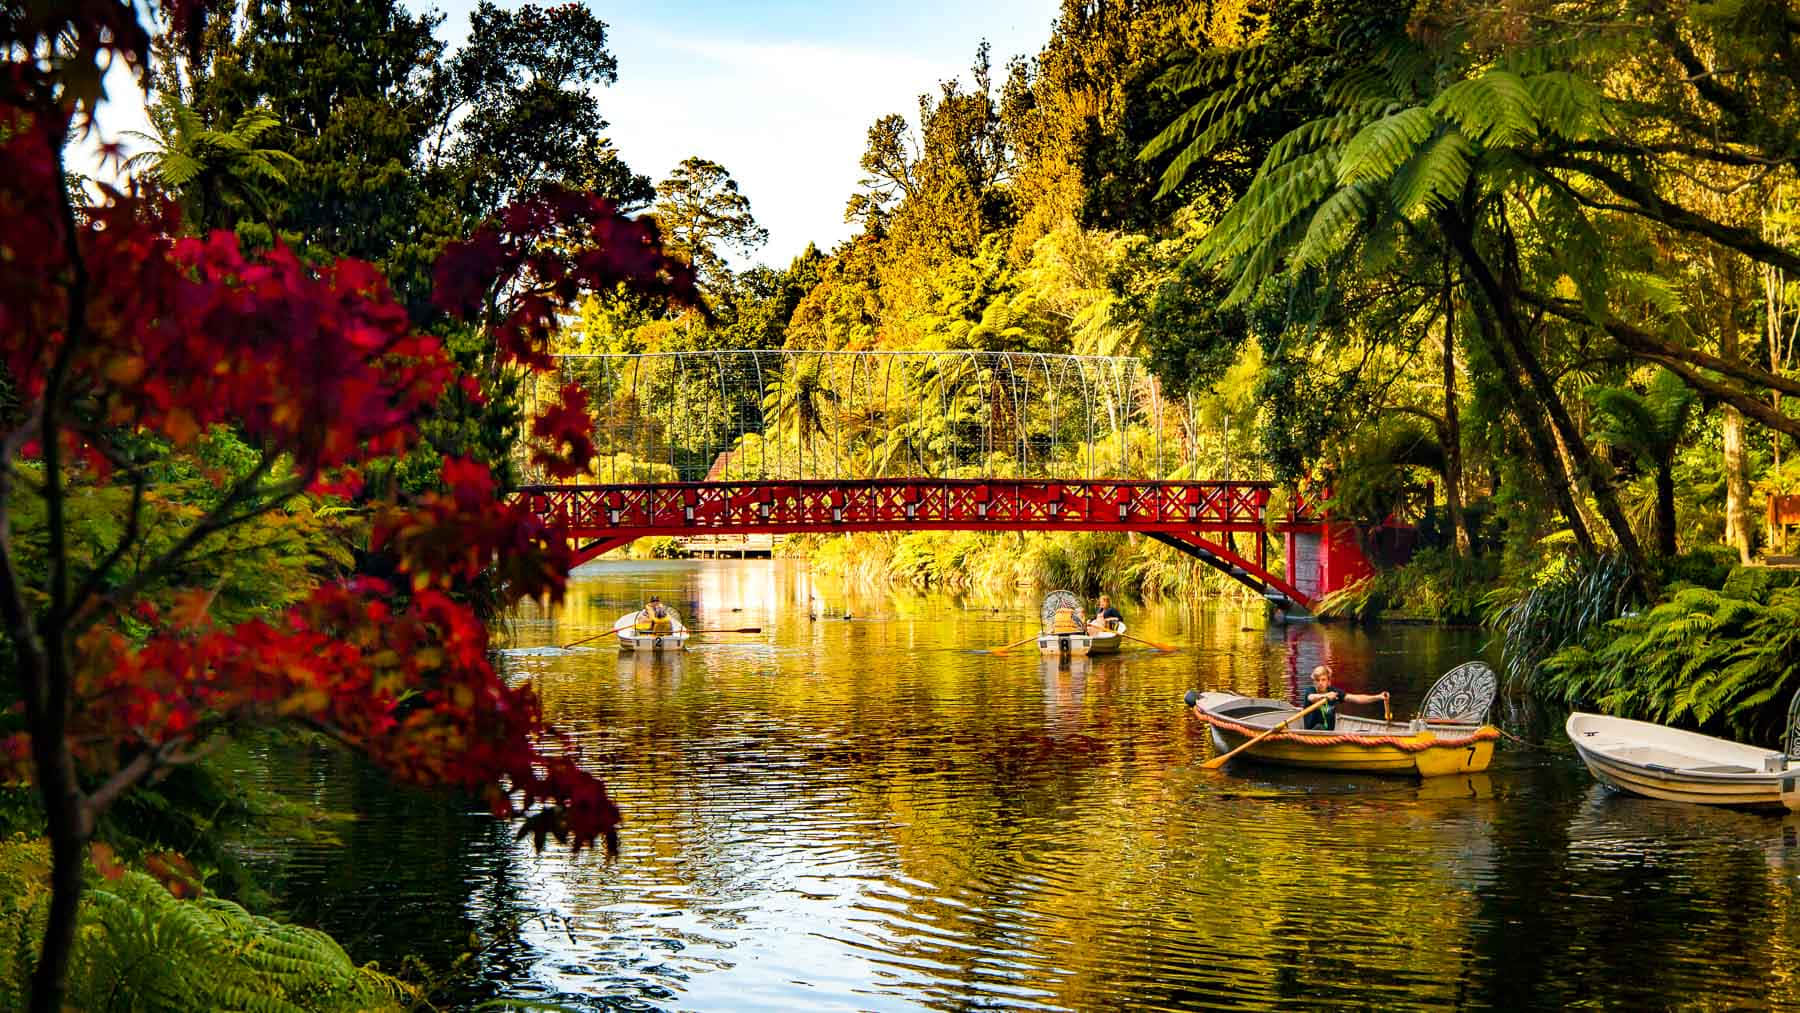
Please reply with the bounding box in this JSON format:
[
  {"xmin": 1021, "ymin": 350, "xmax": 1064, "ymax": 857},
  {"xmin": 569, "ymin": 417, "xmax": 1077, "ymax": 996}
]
[{"xmin": 1194, "ymin": 711, "xmax": 1499, "ymax": 752}]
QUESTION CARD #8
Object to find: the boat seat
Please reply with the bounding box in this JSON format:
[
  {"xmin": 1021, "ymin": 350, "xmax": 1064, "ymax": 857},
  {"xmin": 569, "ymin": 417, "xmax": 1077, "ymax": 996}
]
[{"xmin": 1611, "ymin": 746, "xmax": 1714, "ymax": 769}]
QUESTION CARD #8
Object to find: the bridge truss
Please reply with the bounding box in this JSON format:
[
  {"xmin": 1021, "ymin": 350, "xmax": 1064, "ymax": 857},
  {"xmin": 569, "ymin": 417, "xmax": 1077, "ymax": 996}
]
[{"xmin": 519, "ymin": 350, "xmax": 1358, "ymax": 613}]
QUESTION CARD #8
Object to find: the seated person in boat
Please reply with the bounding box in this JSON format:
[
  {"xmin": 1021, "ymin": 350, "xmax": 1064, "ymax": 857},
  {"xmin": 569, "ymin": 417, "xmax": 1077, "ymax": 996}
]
[
  {"xmin": 1301, "ymin": 664, "xmax": 1388, "ymax": 730},
  {"xmin": 634, "ymin": 597, "xmax": 676, "ymax": 635},
  {"xmin": 1048, "ymin": 602, "xmax": 1087, "ymax": 636},
  {"xmin": 1088, "ymin": 594, "xmax": 1122, "ymax": 633}
]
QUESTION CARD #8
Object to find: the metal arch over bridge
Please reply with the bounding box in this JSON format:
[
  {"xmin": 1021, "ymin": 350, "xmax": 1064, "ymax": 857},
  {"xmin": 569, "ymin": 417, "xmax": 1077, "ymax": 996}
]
[{"xmin": 515, "ymin": 350, "xmax": 1372, "ymax": 614}]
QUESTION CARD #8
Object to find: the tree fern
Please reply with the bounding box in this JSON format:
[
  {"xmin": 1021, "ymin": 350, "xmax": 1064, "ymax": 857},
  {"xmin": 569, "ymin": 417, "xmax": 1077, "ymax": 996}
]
[
  {"xmin": 1336, "ymin": 106, "xmax": 1439, "ymax": 187},
  {"xmin": 0, "ymin": 840, "xmax": 418, "ymax": 1011},
  {"xmin": 1524, "ymin": 70, "xmax": 1607, "ymax": 140},
  {"xmin": 1291, "ymin": 181, "xmax": 1376, "ymax": 270},
  {"xmin": 1388, "ymin": 126, "xmax": 1476, "ymax": 216},
  {"xmin": 1428, "ymin": 69, "xmax": 1540, "ymax": 148}
]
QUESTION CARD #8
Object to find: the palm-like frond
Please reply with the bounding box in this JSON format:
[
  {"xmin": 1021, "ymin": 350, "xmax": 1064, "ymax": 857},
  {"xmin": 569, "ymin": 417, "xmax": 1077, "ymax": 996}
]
[
  {"xmin": 1336, "ymin": 106, "xmax": 1438, "ymax": 187},
  {"xmin": 1428, "ymin": 69, "xmax": 1539, "ymax": 148},
  {"xmin": 1388, "ymin": 126, "xmax": 1475, "ymax": 216}
]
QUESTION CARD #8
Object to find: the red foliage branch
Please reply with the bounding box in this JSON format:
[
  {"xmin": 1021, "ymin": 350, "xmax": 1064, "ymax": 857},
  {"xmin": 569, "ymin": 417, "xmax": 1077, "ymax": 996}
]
[{"xmin": 1, "ymin": 18, "xmax": 700, "ymax": 1007}]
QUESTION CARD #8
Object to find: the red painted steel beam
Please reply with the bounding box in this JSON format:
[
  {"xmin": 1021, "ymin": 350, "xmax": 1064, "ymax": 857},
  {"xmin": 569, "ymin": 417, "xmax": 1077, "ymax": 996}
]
[
  {"xmin": 515, "ymin": 479, "xmax": 1296, "ymax": 535},
  {"xmin": 518, "ymin": 479, "xmax": 1333, "ymax": 606}
]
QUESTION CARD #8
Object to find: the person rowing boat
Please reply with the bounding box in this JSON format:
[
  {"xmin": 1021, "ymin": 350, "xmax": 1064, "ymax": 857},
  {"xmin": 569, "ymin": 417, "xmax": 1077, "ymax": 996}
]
[
  {"xmin": 1087, "ymin": 593, "xmax": 1121, "ymax": 634},
  {"xmin": 634, "ymin": 596, "xmax": 677, "ymax": 636},
  {"xmin": 1300, "ymin": 664, "xmax": 1388, "ymax": 731}
]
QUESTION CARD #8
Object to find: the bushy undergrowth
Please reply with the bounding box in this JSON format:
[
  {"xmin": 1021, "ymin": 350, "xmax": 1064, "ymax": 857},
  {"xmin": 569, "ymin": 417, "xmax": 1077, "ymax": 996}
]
[
  {"xmin": 786, "ymin": 530, "xmax": 1267, "ymax": 602},
  {"xmin": 1484, "ymin": 552, "xmax": 1644, "ymax": 688},
  {"xmin": 1316, "ymin": 548, "xmax": 1497, "ymax": 623},
  {"xmin": 1538, "ymin": 570, "xmax": 1800, "ymax": 744},
  {"xmin": 0, "ymin": 839, "xmax": 415, "ymax": 1012}
]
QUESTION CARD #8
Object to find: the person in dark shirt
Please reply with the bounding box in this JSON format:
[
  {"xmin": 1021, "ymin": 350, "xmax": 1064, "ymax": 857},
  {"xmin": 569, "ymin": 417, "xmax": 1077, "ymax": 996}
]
[
  {"xmin": 1088, "ymin": 593, "xmax": 1123, "ymax": 633},
  {"xmin": 1301, "ymin": 664, "xmax": 1388, "ymax": 730}
]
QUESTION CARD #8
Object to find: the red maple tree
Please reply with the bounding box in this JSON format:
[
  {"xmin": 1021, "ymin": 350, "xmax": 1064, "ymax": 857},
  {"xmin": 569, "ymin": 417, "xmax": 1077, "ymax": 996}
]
[{"xmin": 0, "ymin": 3, "xmax": 697, "ymax": 1008}]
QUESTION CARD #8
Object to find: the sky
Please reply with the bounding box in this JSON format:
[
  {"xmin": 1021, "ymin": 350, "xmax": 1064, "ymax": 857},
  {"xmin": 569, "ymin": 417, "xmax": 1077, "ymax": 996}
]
[{"xmin": 80, "ymin": 0, "xmax": 1062, "ymax": 268}]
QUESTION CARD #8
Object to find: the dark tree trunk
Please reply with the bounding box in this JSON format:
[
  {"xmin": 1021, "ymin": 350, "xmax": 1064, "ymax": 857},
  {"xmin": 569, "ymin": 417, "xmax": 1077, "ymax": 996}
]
[
  {"xmin": 1463, "ymin": 295, "xmax": 1597, "ymax": 556},
  {"xmin": 1655, "ymin": 462, "xmax": 1679, "ymax": 559},
  {"xmin": 1441, "ymin": 255, "xmax": 1471, "ymax": 557},
  {"xmin": 1442, "ymin": 208, "xmax": 1652, "ymax": 584}
]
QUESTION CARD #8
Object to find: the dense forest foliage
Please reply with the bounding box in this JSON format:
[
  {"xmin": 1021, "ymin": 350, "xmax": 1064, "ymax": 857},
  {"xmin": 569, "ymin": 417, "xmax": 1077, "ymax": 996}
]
[{"xmin": 557, "ymin": 0, "xmax": 1800, "ymax": 738}]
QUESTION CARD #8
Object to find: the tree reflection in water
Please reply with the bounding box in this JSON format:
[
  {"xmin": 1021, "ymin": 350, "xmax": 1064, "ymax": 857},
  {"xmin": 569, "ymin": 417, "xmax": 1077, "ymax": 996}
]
[{"xmin": 246, "ymin": 560, "xmax": 1800, "ymax": 1010}]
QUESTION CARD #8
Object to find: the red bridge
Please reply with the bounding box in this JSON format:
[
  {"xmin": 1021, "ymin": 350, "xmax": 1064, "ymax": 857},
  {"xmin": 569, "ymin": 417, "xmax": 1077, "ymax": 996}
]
[
  {"xmin": 516, "ymin": 351, "xmax": 1380, "ymax": 618},
  {"xmin": 516, "ymin": 478, "xmax": 1372, "ymax": 616}
]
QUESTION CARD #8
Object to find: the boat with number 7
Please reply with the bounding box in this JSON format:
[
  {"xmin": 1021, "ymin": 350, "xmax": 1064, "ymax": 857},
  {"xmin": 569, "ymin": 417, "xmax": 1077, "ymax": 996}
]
[
  {"xmin": 1185, "ymin": 662, "xmax": 1500, "ymax": 777},
  {"xmin": 1565, "ymin": 689, "xmax": 1800, "ymax": 810}
]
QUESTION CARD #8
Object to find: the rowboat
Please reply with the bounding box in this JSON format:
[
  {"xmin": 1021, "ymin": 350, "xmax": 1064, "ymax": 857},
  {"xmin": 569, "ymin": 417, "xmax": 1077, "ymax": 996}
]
[
  {"xmin": 1037, "ymin": 589, "xmax": 1112, "ymax": 657},
  {"xmin": 1566, "ymin": 696, "xmax": 1800, "ymax": 811},
  {"xmin": 1185, "ymin": 661, "xmax": 1500, "ymax": 778},
  {"xmin": 613, "ymin": 610, "xmax": 690, "ymax": 652},
  {"xmin": 1038, "ymin": 631, "xmax": 1093, "ymax": 657},
  {"xmin": 1086, "ymin": 621, "xmax": 1125, "ymax": 655}
]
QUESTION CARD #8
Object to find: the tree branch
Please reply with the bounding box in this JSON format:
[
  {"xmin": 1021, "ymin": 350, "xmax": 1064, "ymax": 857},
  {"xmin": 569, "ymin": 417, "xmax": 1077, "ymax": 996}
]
[
  {"xmin": 67, "ymin": 459, "xmax": 148, "ymax": 622},
  {"xmin": 1521, "ymin": 290, "xmax": 1800, "ymax": 398},
  {"xmin": 1537, "ymin": 155, "xmax": 1800, "ymax": 276},
  {"xmin": 71, "ymin": 455, "xmax": 314, "ymax": 632}
]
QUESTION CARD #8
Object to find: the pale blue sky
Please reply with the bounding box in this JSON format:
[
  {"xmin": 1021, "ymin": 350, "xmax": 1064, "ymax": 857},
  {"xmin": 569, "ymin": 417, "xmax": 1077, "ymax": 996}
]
[{"xmin": 85, "ymin": 0, "xmax": 1062, "ymax": 266}]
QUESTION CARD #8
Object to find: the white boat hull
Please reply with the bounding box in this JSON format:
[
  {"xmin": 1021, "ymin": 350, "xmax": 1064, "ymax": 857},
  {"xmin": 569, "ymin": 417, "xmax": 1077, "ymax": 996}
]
[
  {"xmin": 1086, "ymin": 622, "xmax": 1124, "ymax": 655},
  {"xmin": 614, "ymin": 611, "xmax": 690, "ymax": 652},
  {"xmin": 1566, "ymin": 712, "xmax": 1800, "ymax": 811},
  {"xmin": 1038, "ymin": 632, "xmax": 1091, "ymax": 657}
]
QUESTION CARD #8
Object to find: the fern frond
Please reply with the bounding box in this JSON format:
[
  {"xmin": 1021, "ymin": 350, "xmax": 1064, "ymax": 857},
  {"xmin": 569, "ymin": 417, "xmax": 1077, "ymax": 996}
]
[
  {"xmin": 1525, "ymin": 70, "xmax": 1605, "ymax": 140},
  {"xmin": 1200, "ymin": 148, "xmax": 1338, "ymax": 267},
  {"xmin": 1389, "ymin": 126, "xmax": 1475, "ymax": 215},
  {"xmin": 1430, "ymin": 69, "xmax": 1539, "ymax": 149},
  {"xmin": 1292, "ymin": 182, "xmax": 1375, "ymax": 270},
  {"xmin": 1336, "ymin": 106, "xmax": 1436, "ymax": 187}
]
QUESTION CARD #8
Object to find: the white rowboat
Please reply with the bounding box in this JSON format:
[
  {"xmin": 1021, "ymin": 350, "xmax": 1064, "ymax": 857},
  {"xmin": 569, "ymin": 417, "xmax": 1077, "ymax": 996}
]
[
  {"xmin": 1086, "ymin": 621, "xmax": 1125, "ymax": 655},
  {"xmin": 1566, "ymin": 705, "xmax": 1800, "ymax": 811},
  {"xmin": 614, "ymin": 610, "xmax": 690, "ymax": 652}
]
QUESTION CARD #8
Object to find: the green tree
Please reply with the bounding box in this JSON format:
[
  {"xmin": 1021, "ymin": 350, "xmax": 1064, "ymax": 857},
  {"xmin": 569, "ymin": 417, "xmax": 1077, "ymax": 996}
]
[
  {"xmin": 432, "ymin": 1, "xmax": 652, "ymax": 215},
  {"xmin": 653, "ymin": 156, "xmax": 769, "ymax": 292},
  {"xmin": 1139, "ymin": 17, "xmax": 1654, "ymax": 575},
  {"xmin": 121, "ymin": 101, "xmax": 301, "ymax": 231},
  {"xmin": 1588, "ymin": 371, "xmax": 1700, "ymax": 558}
]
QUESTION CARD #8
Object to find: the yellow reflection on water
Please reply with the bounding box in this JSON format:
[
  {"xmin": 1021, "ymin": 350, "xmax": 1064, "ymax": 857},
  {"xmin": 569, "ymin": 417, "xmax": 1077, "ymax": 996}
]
[{"xmin": 489, "ymin": 559, "xmax": 1800, "ymax": 1010}]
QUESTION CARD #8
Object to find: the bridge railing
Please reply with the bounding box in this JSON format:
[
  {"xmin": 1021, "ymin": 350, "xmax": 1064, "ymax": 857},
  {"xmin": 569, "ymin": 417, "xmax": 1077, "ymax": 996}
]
[
  {"xmin": 518, "ymin": 478, "xmax": 1281, "ymax": 534},
  {"xmin": 525, "ymin": 350, "xmax": 1259, "ymax": 487}
]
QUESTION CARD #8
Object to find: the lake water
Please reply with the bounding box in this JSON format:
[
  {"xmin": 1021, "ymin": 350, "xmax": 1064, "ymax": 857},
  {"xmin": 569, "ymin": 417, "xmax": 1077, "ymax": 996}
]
[{"xmin": 248, "ymin": 559, "xmax": 1800, "ymax": 1010}]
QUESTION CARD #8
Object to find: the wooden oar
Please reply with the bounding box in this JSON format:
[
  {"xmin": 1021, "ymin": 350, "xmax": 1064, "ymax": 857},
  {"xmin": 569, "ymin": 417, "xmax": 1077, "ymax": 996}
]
[
  {"xmin": 988, "ymin": 632, "xmax": 1042, "ymax": 655},
  {"xmin": 1112, "ymin": 629, "xmax": 1176, "ymax": 652},
  {"xmin": 1200, "ymin": 697, "xmax": 1329, "ymax": 770},
  {"xmin": 563, "ymin": 623, "xmax": 762, "ymax": 650},
  {"xmin": 561, "ymin": 619, "xmax": 637, "ymax": 650}
]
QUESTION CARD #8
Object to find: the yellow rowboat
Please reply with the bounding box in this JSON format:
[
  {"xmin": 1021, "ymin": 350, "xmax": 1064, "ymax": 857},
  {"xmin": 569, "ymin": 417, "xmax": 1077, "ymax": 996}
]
[
  {"xmin": 1185, "ymin": 662, "xmax": 1500, "ymax": 778},
  {"xmin": 1566, "ymin": 698, "xmax": 1800, "ymax": 811}
]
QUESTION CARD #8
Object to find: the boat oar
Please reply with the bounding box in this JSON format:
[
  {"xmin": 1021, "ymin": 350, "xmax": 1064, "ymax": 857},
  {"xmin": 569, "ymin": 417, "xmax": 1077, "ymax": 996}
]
[
  {"xmin": 563, "ymin": 623, "xmax": 762, "ymax": 650},
  {"xmin": 1113, "ymin": 629, "xmax": 1177, "ymax": 653},
  {"xmin": 561, "ymin": 619, "xmax": 638, "ymax": 650},
  {"xmin": 988, "ymin": 632, "xmax": 1042, "ymax": 655},
  {"xmin": 1200, "ymin": 697, "xmax": 1330, "ymax": 770}
]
